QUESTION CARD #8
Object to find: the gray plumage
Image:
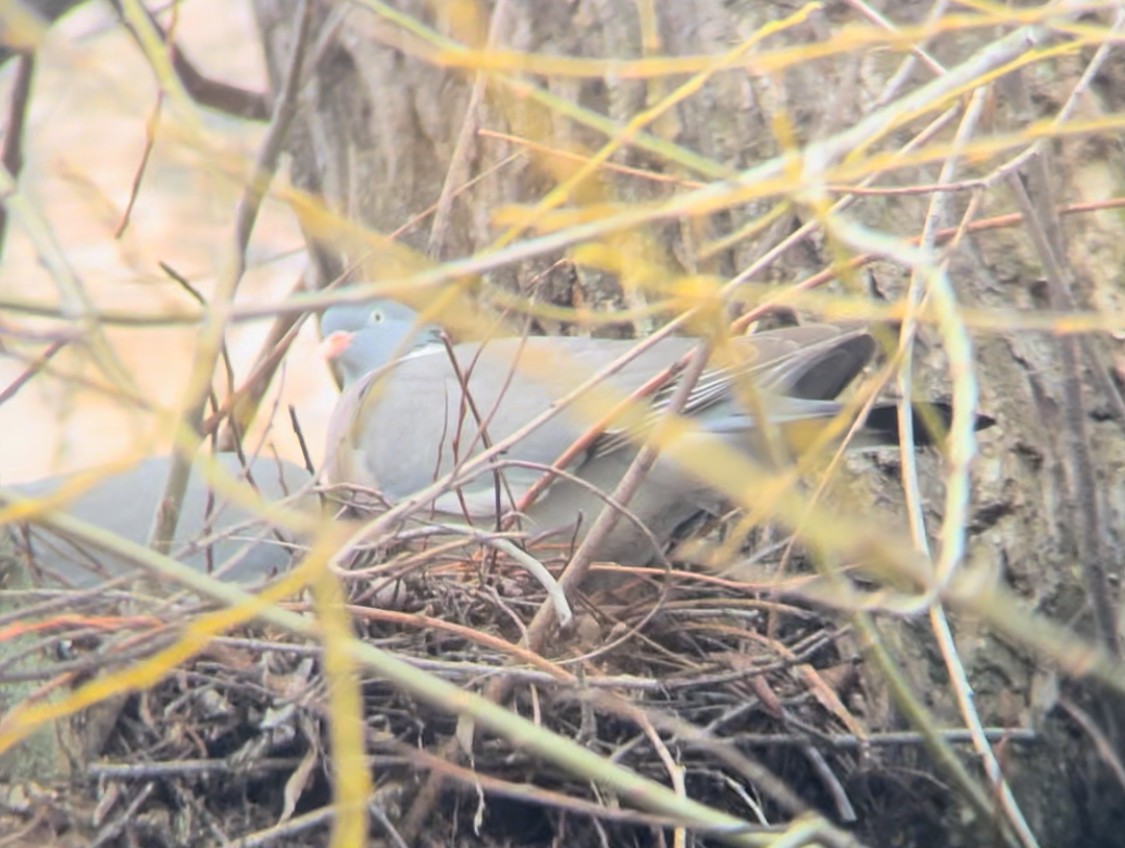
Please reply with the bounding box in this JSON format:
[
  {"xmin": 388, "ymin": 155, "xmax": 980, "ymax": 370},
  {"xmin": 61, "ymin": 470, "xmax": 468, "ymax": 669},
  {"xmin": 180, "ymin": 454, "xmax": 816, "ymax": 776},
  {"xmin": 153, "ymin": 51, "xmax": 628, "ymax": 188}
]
[
  {"xmin": 2, "ymin": 454, "xmax": 314, "ymax": 589},
  {"xmin": 322, "ymin": 301, "xmax": 914, "ymax": 564}
]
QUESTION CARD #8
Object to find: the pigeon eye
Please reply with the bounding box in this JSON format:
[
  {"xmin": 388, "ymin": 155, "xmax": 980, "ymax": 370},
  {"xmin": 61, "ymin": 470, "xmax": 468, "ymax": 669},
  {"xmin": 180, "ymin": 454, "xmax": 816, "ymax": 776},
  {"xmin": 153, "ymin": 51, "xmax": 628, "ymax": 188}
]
[{"xmin": 370, "ymin": 310, "xmax": 385, "ymax": 325}]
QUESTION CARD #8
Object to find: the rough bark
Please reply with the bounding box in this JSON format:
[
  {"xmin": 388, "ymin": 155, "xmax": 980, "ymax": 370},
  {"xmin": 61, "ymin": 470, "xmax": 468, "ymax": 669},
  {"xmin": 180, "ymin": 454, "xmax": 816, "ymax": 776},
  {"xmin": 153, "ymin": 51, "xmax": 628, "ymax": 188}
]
[{"xmin": 252, "ymin": 2, "xmax": 1125, "ymax": 845}]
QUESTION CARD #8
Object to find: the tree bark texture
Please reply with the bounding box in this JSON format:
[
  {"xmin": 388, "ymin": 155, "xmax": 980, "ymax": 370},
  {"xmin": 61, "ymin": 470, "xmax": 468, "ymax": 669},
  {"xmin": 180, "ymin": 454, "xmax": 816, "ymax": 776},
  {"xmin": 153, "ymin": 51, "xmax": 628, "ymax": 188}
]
[{"xmin": 253, "ymin": 2, "xmax": 1125, "ymax": 845}]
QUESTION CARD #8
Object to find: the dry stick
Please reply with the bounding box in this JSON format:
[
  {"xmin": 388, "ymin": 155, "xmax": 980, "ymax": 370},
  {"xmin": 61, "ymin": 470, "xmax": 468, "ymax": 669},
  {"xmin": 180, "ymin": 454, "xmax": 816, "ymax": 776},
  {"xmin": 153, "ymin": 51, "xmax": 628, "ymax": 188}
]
[
  {"xmin": 220, "ymin": 151, "xmax": 519, "ymax": 458},
  {"xmin": 800, "ymin": 743, "xmax": 855, "ymax": 823},
  {"xmin": 395, "ymin": 739, "xmax": 718, "ymax": 830},
  {"xmin": 211, "ymin": 260, "xmax": 363, "ymax": 445},
  {"xmin": 0, "ymin": 348, "xmax": 154, "ymax": 419},
  {"xmin": 499, "ymin": 458, "xmax": 668, "ymax": 560},
  {"xmin": 0, "ymin": 338, "xmax": 69, "ymax": 406},
  {"xmin": 8, "ymin": 191, "xmax": 1121, "ymax": 332},
  {"xmin": 637, "ymin": 711, "xmax": 689, "ymax": 845},
  {"xmin": 115, "ymin": 76, "xmax": 163, "ymax": 238},
  {"xmin": 587, "ymin": 691, "xmax": 825, "ymax": 827},
  {"xmin": 426, "ymin": 0, "xmax": 511, "ymax": 258},
  {"xmin": 158, "ymin": 263, "xmax": 239, "ymax": 444},
  {"xmin": 211, "ymin": 303, "xmax": 304, "ymax": 446},
  {"xmin": 895, "ymin": 82, "xmax": 1041, "ymax": 848},
  {"xmin": 187, "ymin": 33, "xmax": 373, "ymax": 448},
  {"xmin": 147, "ymin": 0, "xmax": 313, "ymax": 557},
  {"xmin": 857, "ymin": 0, "xmax": 950, "ymax": 103},
  {"xmin": 1008, "ymin": 174, "xmax": 1117, "ymax": 657},
  {"xmin": 114, "ymin": 0, "xmax": 269, "ymax": 120},
  {"xmin": 169, "ymin": 42, "xmax": 269, "ymax": 120},
  {"xmin": 478, "ymin": 128, "xmax": 707, "ymax": 189},
  {"xmin": 746, "ymin": 728, "xmax": 1037, "ymax": 748},
  {"xmin": 511, "ymin": 355, "xmax": 688, "ymax": 516},
  {"xmin": 91, "ymin": 780, "xmax": 155, "ymax": 848},
  {"xmin": 287, "ymin": 405, "xmax": 318, "ymax": 480},
  {"xmin": 112, "ymin": 0, "xmax": 187, "ymax": 238},
  {"xmin": 980, "ymin": 5, "xmax": 1125, "ymax": 434},
  {"xmin": 1069, "ymin": 304, "xmax": 1125, "ymax": 435},
  {"xmin": 225, "ymin": 805, "xmax": 335, "ymax": 848},
  {"xmin": 344, "ymin": 598, "xmax": 576, "ymax": 675},
  {"xmin": 1058, "ymin": 696, "xmax": 1125, "ymax": 794},
  {"xmin": 401, "ymin": 343, "xmax": 720, "ymax": 841},
  {"xmin": 89, "ymin": 757, "xmax": 302, "ymax": 779},
  {"xmin": 343, "ymin": 318, "xmax": 707, "ymax": 560},
  {"xmin": 438, "ymin": 333, "xmax": 525, "ymax": 532},
  {"xmin": 223, "ymin": 20, "xmax": 1065, "ymax": 327},
  {"xmin": 0, "ymin": 52, "xmax": 34, "ymax": 248},
  {"xmin": 526, "ymin": 340, "xmax": 710, "ymax": 603},
  {"xmin": 6, "ymin": 506, "xmax": 786, "ymax": 848}
]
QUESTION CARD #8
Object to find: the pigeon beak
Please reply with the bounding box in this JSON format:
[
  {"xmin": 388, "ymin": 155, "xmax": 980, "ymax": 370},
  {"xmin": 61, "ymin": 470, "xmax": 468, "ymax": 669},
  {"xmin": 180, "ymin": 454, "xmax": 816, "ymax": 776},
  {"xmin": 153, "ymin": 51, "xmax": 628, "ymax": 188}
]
[{"xmin": 319, "ymin": 330, "xmax": 354, "ymax": 361}]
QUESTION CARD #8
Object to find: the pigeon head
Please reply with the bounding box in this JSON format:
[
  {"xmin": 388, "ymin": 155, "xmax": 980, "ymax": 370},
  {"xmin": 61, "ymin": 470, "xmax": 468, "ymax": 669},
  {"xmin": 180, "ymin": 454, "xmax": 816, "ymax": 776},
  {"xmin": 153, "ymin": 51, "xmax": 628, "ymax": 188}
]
[{"xmin": 320, "ymin": 300, "xmax": 443, "ymax": 385}]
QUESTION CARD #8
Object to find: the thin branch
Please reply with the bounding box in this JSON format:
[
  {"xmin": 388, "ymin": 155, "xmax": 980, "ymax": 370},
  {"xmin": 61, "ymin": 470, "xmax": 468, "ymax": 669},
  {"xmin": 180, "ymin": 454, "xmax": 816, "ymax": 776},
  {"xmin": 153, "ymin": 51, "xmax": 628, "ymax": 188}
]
[
  {"xmin": 1008, "ymin": 173, "xmax": 1116, "ymax": 657},
  {"xmin": 148, "ymin": 0, "xmax": 314, "ymax": 556},
  {"xmin": 109, "ymin": 0, "xmax": 270, "ymax": 120},
  {"xmin": 0, "ymin": 51, "xmax": 35, "ymax": 248},
  {"xmin": 402, "ymin": 342, "xmax": 715, "ymax": 840}
]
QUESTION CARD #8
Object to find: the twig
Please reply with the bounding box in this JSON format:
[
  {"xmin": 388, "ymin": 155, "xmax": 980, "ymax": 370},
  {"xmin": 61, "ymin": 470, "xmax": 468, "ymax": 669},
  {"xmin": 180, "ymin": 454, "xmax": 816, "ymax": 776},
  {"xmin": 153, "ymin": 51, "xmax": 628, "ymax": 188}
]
[
  {"xmin": 287, "ymin": 405, "xmax": 317, "ymax": 479},
  {"xmin": 0, "ymin": 162, "xmax": 137, "ymax": 394},
  {"xmin": 2, "ymin": 504, "xmax": 774, "ymax": 847},
  {"xmin": 401, "ymin": 342, "xmax": 714, "ymax": 838},
  {"xmin": 111, "ymin": 0, "xmax": 269, "ymax": 120},
  {"xmin": 0, "ymin": 338, "xmax": 69, "ymax": 406},
  {"xmin": 0, "ymin": 51, "xmax": 34, "ymax": 248},
  {"xmin": 113, "ymin": 0, "xmax": 182, "ymax": 239},
  {"xmin": 1008, "ymin": 174, "xmax": 1115, "ymax": 657},
  {"xmin": 800, "ymin": 743, "xmax": 856, "ymax": 823},
  {"xmin": 1059, "ymin": 696, "xmax": 1125, "ymax": 794},
  {"xmin": 89, "ymin": 757, "xmax": 301, "ymax": 778},
  {"xmin": 437, "ymin": 521, "xmax": 573, "ymax": 627},
  {"xmin": 511, "ymin": 353, "xmax": 687, "ymax": 516},
  {"xmin": 908, "ymin": 79, "xmax": 1043, "ymax": 848},
  {"xmin": 437, "ymin": 331, "xmax": 523, "ymax": 531},
  {"xmin": 148, "ymin": 0, "xmax": 313, "ymax": 556},
  {"xmin": 426, "ymin": 0, "xmax": 511, "ymax": 257},
  {"xmin": 159, "ymin": 262, "xmax": 235, "ymax": 437},
  {"xmin": 212, "ymin": 296, "xmax": 305, "ymax": 446}
]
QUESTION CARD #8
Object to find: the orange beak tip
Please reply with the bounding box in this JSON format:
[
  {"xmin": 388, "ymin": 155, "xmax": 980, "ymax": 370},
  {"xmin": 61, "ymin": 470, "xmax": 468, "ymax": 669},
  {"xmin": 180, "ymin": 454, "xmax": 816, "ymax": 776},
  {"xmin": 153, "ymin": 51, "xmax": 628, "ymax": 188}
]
[{"xmin": 319, "ymin": 330, "xmax": 354, "ymax": 361}]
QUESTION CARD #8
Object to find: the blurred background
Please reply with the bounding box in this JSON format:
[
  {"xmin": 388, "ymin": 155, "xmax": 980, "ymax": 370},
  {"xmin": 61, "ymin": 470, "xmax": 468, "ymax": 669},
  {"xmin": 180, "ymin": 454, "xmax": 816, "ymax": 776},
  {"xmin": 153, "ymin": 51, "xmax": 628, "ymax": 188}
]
[{"xmin": 0, "ymin": 0, "xmax": 329, "ymax": 482}]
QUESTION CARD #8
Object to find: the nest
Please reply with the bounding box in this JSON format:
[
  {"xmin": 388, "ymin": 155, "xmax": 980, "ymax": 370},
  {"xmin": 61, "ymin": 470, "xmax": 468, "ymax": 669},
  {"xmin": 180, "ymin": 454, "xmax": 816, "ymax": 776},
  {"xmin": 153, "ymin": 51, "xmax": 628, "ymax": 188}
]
[{"xmin": 0, "ymin": 505, "xmax": 964, "ymax": 848}]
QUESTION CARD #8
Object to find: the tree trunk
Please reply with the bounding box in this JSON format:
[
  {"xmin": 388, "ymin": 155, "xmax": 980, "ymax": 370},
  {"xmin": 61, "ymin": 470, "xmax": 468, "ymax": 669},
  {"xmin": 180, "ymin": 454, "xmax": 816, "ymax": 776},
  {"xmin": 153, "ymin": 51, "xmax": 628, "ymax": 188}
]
[{"xmin": 253, "ymin": 2, "xmax": 1125, "ymax": 846}]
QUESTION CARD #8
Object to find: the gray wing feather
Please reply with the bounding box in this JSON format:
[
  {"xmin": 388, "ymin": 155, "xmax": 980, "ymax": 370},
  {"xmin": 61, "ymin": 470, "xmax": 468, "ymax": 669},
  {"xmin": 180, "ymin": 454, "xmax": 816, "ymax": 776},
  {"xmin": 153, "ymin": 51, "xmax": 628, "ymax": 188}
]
[
  {"xmin": 333, "ymin": 326, "xmax": 876, "ymax": 515},
  {"xmin": 5, "ymin": 454, "xmax": 313, "ymax": 588}
]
